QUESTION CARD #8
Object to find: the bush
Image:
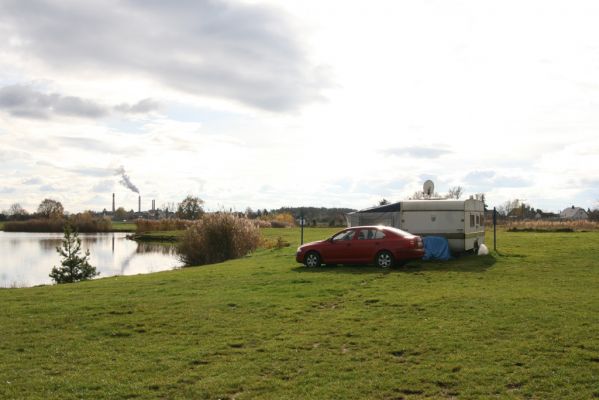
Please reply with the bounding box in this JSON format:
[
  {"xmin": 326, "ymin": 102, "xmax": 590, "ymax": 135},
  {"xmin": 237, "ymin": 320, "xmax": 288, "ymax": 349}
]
[
  {"xmin": 178, "ymin": 213, "xmax": 260, "ymax": 266},
  {"xmin": 136, "ymin": 219, "xmax": 192, "ymax": 233},
  {"xmin": 257, "ymin": 212, "xmax": 295, "ymax": 228},
  {"xmin": 253, "ymin": 219, "xmax": 273, "ymax": 228},
  {"xmin": 259, "ymin": 236, "xmax": 290, "ymax": 249},
  {"xmin": 70, "ymin": 213, "xmax": 112, "ymax": 233}
]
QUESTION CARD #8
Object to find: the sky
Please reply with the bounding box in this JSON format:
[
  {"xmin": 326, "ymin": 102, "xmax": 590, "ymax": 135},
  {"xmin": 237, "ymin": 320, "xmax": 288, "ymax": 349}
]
[{"xmin": 1, "ymin": 0, "xmax": 599, "ymax": 214}]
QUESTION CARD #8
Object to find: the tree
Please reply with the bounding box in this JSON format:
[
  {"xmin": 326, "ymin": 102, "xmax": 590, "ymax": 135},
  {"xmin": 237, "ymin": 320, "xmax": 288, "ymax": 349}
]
[
  {"xmin": 475, "ymin": 193, "xmax": 487, "ymax": 209},
  {"xmin": 245, "ymin": 207, "xmax": 257, "ymax": 219},
  {"xmin": 446, "ymin": 186, "xmax": 464, "ymax": 199},
  {"xmin": 49, "ymin": 225, "xmax": 99, "ymax": 284},
  {"xmin": 114, "ymin": 207, "xmax": 127, "ymax": 220},
  {"xmin": 38, "ymin": 198, "xmax": 64, "ymax": 218},
  {"xmin": 409, "ymin": 190, "xmax": 440, "ymax": 200},
  {"xmin": 378, "ymin": 198, "xmax": 390, "ymax": 206},
  {"xmin": 498, "ymin": 199, "xmax": 522, "ymax": 216},
  {"xmin": 176, "ymin": 195, "xmax": 205, "ymax": 220},
  {"xmin": 7, "ymin": 203, "xmax": 28, "ymax": 218},
  {"xmin": 161, "ymin": 202, "xmax": 177, "ymax": 216}
]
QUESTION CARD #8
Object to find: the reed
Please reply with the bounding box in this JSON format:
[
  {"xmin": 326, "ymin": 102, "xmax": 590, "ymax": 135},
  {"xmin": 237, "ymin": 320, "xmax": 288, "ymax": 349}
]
[{"xmin": 506, "ymin": 219, "xmax": 599, "ymax": 232}]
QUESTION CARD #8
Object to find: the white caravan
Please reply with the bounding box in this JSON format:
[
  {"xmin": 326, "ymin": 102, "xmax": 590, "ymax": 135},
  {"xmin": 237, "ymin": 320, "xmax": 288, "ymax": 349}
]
[{"xmin": 346, "ymin": 198, "xmax": 485, "ymax": 253}]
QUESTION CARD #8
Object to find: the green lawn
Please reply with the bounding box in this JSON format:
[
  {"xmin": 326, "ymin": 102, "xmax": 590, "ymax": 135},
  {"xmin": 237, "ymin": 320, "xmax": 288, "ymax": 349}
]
[
  {"xmin": 111, "ymin": 221, "xmax": 137, "ymax": 232},
  {"xmin": 130, "ymin": 230, "xmax": 185, "ymax": 242},
  {"xmin": 1, "ymin": 228, "xmax": 598, "ymax": 399}
]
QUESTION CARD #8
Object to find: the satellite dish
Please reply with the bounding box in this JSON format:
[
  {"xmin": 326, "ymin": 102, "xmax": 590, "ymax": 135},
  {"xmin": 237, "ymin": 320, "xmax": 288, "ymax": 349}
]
[{"xmin": 423, "ymin": 180, "xmax": 435, "ymax": 196}]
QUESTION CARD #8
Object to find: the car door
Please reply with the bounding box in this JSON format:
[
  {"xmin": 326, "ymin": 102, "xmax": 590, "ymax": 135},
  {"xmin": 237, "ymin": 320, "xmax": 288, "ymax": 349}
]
[
  {"xmin": 353, "ymin": 228, "xmax": 378, "ymax": 263},
  {"xmin": 355, "ymin": 228, "xmax": 388, "ymax": 262},
  {"xmin": 322, "ymin": 229, "xmax": 356, "ymax": 263}
]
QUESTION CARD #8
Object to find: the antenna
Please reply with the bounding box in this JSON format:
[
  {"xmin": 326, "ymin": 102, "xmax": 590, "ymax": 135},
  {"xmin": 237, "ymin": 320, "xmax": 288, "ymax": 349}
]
[{"xmin": 423, "ymin": 180, "xmax": 434, "ymax": 197}]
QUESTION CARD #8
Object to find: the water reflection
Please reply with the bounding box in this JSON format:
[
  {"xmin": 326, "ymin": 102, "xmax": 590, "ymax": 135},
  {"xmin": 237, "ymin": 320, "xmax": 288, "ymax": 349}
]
[
  {"xmin": 136, "ymin": 242, "xmax": 179, "ymax": 255},
  {"xmin": 0, "ymin": 232, "xmax": 182, "ymax": 288},
  {"xmin": 38, "ymin": 238, "xmax": 62, "ymax": 251}
]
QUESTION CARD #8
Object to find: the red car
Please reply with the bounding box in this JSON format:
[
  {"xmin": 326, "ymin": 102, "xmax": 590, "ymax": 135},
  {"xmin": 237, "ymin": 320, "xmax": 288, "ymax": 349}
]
[{"xmin": 296, "ymin": 226, "xmax": 424, "ymax": 268}]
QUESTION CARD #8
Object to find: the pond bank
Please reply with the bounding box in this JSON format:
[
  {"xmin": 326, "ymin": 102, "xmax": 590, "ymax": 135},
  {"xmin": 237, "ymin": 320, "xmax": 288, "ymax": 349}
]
[{"xmin": 127, "ymin": 230, "xmax": 184, "ymax": 242}]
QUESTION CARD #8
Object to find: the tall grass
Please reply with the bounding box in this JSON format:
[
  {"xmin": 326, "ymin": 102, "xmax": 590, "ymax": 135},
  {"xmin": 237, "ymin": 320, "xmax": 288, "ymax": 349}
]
[
  {"xmin": 506, "ymin": 219, "xmax": 599, "ymax": 232},
  {"xmin": 3, "ymin": 214, "xmax": 112, "ymax": 233},
  {"xmin": 136, "ymin": 219, "xmax": 192, "ymax": 233},
  {"xmin": 178, "ymin": 213, "xmax": 260, "ymax": 266}
]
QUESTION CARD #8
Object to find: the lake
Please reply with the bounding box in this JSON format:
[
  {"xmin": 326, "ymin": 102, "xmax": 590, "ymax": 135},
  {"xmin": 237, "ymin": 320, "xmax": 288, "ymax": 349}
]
[{"xmin": 0, "ymin": 232, "xmax": 182, "ymax": 288}]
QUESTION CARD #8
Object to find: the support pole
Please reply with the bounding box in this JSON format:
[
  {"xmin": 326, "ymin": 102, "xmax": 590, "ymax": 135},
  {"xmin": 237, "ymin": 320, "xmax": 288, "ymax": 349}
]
[
  {"xmin": 493, "ymin": 207, "xmax": 497, "ymax": 252},
  {"xmin": 300, "ymin": 208, "xmax": 304, "ymax": 245}
]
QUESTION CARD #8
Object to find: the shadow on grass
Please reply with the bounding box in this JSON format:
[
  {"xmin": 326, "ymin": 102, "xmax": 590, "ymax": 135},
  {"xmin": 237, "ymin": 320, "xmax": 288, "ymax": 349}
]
[{"xmin": 292, "ymin": 253, "xmax": 497, "ymax": 274}]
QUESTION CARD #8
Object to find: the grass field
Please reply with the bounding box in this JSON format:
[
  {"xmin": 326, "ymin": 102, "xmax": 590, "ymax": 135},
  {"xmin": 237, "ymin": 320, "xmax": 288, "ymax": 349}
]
[
  {"xmin": 110, "ymin": 221, "xmax": 137, "ymax": 232},
  {"xmin": 1, "ymin": 228, "xmax": 598, "ymax": 399},
  {"xmin": 129, "ymin": 230, "xmax": 185, "ymax": 242}
]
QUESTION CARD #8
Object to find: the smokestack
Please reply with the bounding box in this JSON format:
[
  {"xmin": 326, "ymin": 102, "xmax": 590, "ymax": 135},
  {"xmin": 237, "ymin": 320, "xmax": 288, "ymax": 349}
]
[
  {"xmin": 112, "ymin": 193, "xmax": 115, "ymax": 213},
  {"xmin": 152, "ymin": 199, "xmax": 155, "ymax": 211},
  {"xmin": 138, "ymin": 195, "xmax": 141, "ymax": 213}
]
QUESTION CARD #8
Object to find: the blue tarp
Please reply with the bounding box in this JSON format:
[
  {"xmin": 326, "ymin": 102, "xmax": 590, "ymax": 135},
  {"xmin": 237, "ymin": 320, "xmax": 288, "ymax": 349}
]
[{"xmin": 422, "ymin": 236, "xmax": 451, "ymax": 261}]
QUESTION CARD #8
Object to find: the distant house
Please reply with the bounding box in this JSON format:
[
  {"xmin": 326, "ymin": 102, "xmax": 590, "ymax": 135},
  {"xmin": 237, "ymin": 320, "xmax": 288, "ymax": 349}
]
[{"xmin": 560, "ymin": 206, "xmax": 588, "ymax": 220}]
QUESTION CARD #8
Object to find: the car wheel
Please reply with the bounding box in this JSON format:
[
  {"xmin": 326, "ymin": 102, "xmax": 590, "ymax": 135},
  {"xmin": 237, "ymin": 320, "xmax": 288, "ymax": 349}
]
[
  {"xmin": 304, "ymin": 251, "xmax": 321, "ymax": 268},
  {"xmin": 375, "ymin": 251, "xmax": 394, "ymax": 268}
]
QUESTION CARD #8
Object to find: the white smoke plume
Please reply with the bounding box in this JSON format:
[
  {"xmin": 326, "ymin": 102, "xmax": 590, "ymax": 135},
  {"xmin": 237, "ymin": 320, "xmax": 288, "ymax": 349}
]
[{"xmin": 115, "ymin": 166, "xmax": 139, "ymax": 194}]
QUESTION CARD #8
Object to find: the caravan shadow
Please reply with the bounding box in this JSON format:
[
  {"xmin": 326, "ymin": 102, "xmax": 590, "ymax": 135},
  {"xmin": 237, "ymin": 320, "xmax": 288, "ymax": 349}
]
[{"xmin": 291, "ymin": 253, "xmax": 497, "ymax": 274}]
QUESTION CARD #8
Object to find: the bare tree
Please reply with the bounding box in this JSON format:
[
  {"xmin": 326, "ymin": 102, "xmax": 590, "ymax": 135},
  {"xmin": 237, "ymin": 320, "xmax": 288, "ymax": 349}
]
[
  {"xmin": 409, "ymin": 190, "xmax": 441, "ymax": 200},
  {"xmin": 7, "ymin": 203, "xmax": 28, "ymax": 217},
  {"xmin": 498, "ymin": 199, "xmax": 522, "ymax": 217},
  {"xmin": 378, "ymin": 198, "xmax": 390, "ymax": 206},
  {"xmin": 160, "ymin": 202, "xmax": 177, "ymax": 216},
  {"xmin": 409, "ymin": 191, "xmax": 426, "ymax": 200},
  {"xmin": 446, "ymin": 186, "xmax": 464, "ymax": 199},
  {"xmin": 37, "ymin": 199, "xmax": 64, "ymax": 218}
]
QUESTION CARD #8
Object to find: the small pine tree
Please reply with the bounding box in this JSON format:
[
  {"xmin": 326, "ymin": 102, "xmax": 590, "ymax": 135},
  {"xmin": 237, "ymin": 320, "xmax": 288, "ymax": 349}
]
[{"xmin": 50, "ymin": 225, "xmax": 99, "ymax": 284}]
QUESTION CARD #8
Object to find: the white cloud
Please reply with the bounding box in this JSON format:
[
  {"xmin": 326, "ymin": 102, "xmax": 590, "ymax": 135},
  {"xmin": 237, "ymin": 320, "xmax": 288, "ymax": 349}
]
[{"xmin": 0, "ymin": 0, "xmax": 327, "ymax": 112}]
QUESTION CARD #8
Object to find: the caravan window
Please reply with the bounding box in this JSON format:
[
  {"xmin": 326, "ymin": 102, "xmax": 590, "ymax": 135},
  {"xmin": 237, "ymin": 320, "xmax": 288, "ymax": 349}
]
[{"xmin": 470, "ymin": 214, "xmax": 475, "ymax": 227}]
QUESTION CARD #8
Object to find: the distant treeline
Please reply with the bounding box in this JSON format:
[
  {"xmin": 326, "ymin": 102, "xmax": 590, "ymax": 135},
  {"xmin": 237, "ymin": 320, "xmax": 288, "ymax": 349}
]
[
  {"xmin": 3, "ymin": 214, "xmax": 112, "ymax": 233},
  {"xmin": 252, "ymin": 207, "xmax": 356, "ymax": 227}
]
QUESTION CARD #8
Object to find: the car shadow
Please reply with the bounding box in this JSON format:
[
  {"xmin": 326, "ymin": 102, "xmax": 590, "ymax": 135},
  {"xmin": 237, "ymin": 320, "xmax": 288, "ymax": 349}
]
[{"xmin": 291, "ymin": 253, "xmax": 497, "ymax": 274}]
